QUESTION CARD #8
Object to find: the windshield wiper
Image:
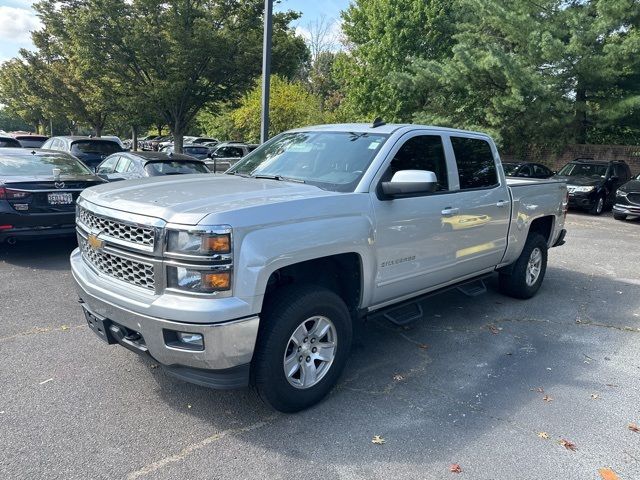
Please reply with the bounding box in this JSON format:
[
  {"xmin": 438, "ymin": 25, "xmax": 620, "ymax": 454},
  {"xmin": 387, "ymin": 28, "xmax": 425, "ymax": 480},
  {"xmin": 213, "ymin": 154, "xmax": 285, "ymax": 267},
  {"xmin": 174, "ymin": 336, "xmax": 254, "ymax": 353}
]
[
  {"xmin": 226, "ymin": 171, "xmax": 251, "ymax": 178},
  {"xmin": 253, "ymin": 174, "xmax": 305, "ymax": 184}
]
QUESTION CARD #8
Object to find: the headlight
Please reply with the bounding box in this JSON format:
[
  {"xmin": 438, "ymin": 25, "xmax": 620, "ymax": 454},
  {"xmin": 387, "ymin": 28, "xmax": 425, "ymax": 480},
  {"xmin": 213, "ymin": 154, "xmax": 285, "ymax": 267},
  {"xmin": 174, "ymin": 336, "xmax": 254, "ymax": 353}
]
[
  {"xmin": 570, "ymin": 186, "xmax": 595, "ymax": 193},
  {"xmin": 167, "ymin": 266, "xmax": 231, "ymax": 293},
  {"xmin": 167, "ymin": 229, "xmax": 231, "ymax": 256},
  {"xmin": 617, "ymin": 189, "xmax": 628, "ymax": 197}
]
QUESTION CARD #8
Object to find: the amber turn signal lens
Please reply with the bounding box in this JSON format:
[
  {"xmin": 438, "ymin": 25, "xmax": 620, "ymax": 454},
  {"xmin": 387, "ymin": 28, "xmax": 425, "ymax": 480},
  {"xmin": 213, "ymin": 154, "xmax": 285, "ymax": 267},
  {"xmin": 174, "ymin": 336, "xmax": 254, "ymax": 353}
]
[
  {"xmin": 202, "ymin": 234, "xmax": 230, "ymax": 253},
  {"xmin": 202, "ymin": 272, "xmax": 230, "ymax": 290}
]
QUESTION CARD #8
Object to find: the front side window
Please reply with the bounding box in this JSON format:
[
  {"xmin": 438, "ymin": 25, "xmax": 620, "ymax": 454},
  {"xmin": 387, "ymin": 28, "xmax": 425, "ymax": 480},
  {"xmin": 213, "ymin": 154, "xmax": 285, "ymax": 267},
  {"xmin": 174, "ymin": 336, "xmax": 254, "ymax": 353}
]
[
  {"xmin": 229, "ymin": 131, "xmax": 389, "ymax": 192},
  {"xmin": 97, "ymin": 156, "xmax": 119, "ymax": 174},
  {"xmin": 451, "ymin": 137, "xmax": 498, "ymax": 190},
  {"xmin": 382, "ymin": 135, "xmax": 448, "ymax": 192},
  {"xmin": 145, "ymin": 161, "xmax": 209, "ymax": 176}
]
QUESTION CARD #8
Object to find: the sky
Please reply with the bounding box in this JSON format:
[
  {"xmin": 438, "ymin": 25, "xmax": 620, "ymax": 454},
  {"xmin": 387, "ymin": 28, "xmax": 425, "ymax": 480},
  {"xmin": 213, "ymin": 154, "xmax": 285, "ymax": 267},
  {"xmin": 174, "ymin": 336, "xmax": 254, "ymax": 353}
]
[{"xmin": 0, "ymin": 0, "xmax": 350, "ymax": 63}]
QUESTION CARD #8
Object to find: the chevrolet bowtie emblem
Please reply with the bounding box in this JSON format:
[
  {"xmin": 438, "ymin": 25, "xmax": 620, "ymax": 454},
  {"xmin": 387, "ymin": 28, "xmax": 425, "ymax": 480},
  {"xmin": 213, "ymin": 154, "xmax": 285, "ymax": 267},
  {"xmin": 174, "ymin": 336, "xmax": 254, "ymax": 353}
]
[{"xmin": 87, "ymin": 234, "xmax": 104, "ymax": 251}]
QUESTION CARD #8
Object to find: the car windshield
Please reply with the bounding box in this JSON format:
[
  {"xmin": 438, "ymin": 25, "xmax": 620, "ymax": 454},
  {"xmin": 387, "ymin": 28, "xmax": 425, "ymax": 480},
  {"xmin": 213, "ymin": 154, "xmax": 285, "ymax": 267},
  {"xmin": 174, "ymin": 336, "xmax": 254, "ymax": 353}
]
[
  {"xmin": 0, "ymin": 153, "xmax": 92, "ymax": 176},
  {"xmin": 71, "ymin": 140, "xmax": 122, "ymax": 155},
  {"xmin": 229, "ymin": 131, "xmax": 389, "ymax": 192},
  {"xmin": 144, "ymin": 161, "xmax": 209, "ymax": 176},
  {"xmin": 558, "ymin": 163, "xmax": 608, "ymax": 177},
  {"xmin": 16, "ymin": 137, "xmax": 48, "ymax": 148},
  {"xmin": 502, "ymin": 163, "xmax": 521, "ymax": 175}
]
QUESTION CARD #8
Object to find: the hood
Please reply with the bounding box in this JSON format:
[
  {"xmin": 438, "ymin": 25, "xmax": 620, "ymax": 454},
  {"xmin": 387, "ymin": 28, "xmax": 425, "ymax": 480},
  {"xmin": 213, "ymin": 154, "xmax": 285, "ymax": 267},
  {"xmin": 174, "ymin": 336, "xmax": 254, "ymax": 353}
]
[
  {"xmin": 553, "ymin": 175, "xmax": 603, "ymax": 187},
  {"xmin": 80, "ymin": 174, "xmax": 339, "ymax": 224},
  {"xmin": 619, "ymin": 179, "xmax": 640, "ymax": 193}
]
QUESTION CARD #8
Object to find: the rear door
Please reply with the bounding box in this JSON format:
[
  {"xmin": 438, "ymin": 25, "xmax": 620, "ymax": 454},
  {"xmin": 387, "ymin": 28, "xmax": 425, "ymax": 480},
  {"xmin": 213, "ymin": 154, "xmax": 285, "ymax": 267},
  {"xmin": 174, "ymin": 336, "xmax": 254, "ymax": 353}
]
[{"xmin": 446, "ymin": 135, "xmax": 510, "ymax": 272}]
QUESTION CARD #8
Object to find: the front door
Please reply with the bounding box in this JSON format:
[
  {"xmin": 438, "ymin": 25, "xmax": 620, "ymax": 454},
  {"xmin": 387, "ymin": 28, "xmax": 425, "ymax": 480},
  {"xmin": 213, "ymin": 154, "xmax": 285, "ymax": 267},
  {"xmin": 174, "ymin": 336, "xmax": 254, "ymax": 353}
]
[{"xmin": 371, "ymin": 133, "xmax": 463, "ymax": 305}]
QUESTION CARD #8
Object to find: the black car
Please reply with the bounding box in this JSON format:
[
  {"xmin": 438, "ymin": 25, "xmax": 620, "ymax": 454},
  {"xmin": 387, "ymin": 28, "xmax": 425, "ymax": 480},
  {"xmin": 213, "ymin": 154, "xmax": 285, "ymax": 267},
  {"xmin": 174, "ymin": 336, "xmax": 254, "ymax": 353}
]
[
  {"xmin": 41, "ymin": 136, "xmax": 124, "ymax": 171},
  {"xmin": 13, "ymin": 134, "xmax": 49, "ymax": 148},
  {"xmin": 162, "ymin": 144, "xmax": 211, "ymax": 160},
  {"xmin": 502, "ymin": 161, "xmax": 554, "ymax": 179},
  {"xmin": 613, "ymin": 172, "xmax": 640, "ymax": 220},
  {"xmin": 0, "ymin": 136, "xmax": 22, "ymax": 148},
  {"xmin": 554, "ymin": 159, "xmax": 632, "ymax": 215},
  {"xmin": 0, "ymin": 148, "xmax": 103, "ymax": 244},
  {"xmin": 95, "ymin": 151, "xmax": 210, "ymax": 181}
]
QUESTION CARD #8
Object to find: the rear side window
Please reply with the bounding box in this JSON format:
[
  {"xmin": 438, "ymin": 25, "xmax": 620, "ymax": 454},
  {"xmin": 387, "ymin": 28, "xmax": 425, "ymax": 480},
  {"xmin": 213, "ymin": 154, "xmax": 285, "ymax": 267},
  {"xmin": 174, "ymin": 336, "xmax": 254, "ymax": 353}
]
[
  {"xmin": 385, "ymin": 135, "xmax": 449, "ymax": 191},
  {"xmin": 451, "ymin": 137, "xmax": 498, "ymax": 190}
]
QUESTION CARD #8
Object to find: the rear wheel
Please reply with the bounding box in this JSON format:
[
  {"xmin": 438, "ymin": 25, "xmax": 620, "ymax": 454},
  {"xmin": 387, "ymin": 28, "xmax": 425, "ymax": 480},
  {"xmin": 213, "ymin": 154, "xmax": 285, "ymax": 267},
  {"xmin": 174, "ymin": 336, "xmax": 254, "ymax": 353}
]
[
  {"xmin": 499, "ymin": 233, "xmax": 548, "ymax": 299},
  {"xmin": 613, "ymin": 213, "xmax": 627, "ymax": 221},
  {"xmin": 589, "ymin": 195, "xmax": 605, "ymax": 215},
  {"xmin": 252, "ymin": 284, "xmax": 352, "ymax": 413}
]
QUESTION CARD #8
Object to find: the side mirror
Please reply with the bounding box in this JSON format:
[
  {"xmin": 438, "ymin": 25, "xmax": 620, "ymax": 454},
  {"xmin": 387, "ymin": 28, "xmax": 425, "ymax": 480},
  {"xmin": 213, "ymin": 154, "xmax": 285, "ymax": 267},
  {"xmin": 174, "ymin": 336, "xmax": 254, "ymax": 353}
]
[
  {"xmin": 97, "ymin": 173, "xmax": 109, "ymax": 180},
  {"xmin": 381, "ymin": 170, "xmax": 438, "ymax": 197}
]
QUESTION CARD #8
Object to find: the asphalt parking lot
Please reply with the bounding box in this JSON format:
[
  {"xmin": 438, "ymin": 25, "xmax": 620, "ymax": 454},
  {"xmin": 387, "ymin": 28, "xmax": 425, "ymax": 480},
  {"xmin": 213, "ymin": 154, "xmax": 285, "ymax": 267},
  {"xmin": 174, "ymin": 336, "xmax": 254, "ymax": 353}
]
[{"xmin": 1, "ymin": 212, "xmax": 639, "ymax": 480}]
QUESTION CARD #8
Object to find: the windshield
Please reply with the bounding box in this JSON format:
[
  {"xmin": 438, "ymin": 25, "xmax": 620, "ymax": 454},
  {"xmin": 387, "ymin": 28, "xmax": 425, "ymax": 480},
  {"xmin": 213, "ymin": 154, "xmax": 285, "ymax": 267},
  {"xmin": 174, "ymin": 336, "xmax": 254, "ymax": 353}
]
[
  {"xmin": 229, "ymin": 131, "xmax": 389, "ymax": 192},
  {"xmin": 71, "ymin": 140, "xmax": 122, "ymax": 155},
  {"xmin": 558, "ymin": 163, "xmax": 608, "ymax": 177},
  {"xmin": 502, "ymin": 163, "xmax": 521, "ymax": 175},
  {"xmin": 144, "ymin": 161, "xmax": 209, "ymax": 176},
  {"xmin": 0, "ymin": 153, "xmax": 92, "ymax": 176}
]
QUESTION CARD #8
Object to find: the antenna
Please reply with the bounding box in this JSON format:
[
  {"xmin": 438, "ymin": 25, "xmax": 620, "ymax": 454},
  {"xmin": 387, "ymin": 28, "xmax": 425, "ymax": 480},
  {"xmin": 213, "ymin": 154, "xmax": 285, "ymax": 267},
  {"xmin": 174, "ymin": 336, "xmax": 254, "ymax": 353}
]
[{"xmin": 372, "ymin": 117, "xmax": 386, "ymax": 128}]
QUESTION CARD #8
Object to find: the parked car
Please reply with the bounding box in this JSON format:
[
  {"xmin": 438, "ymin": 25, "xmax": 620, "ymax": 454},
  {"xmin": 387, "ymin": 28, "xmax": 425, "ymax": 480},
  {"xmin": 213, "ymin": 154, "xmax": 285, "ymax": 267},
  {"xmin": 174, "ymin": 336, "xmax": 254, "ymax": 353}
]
[
  {"xmin": 101, "ymin": 135, "xmax": 126, "ymax": 149},
  {"xmin": 204, "ymin": 142, "xmax": 258, "ymax": 172},
  {"xmin": 502, "ymin": 161, "xmax": 554, "ymax": 179},
  {"xmin": 71, "ymin": 123, "xmax": 568, "ymax": 412},
  {"xmin": 554, "ymin": 159, "xmax": 632, "ymax": 215},
  {"xmin": 0, "ymin": 136, "xmax": 22, "ymax": 148},
  {"xmin": 191, "ymin": 137, "xmax": 219, "ymax": 145},
  {"xmin": 10, "ymin": 134, "xmax": 49, "ymax": 148},
  {"xmin": 613, "ymin": 172, "xmax": 640, "ymax": 220},
  {"xmin": 162, "ymin": 144, "xmax": 211, "ymax": 160},
  {"xmin": 96, "ymin": 151, "xmax": 210, "ymax": 181},
  {"xmin": 139, "ymin": 135, "xmax": 160, "ymax": 151},
  {"xmin": 0, "ymin": 148, "xmax": 103, "ymax": 244},
  {"xmin": 41, "ymin": 136, "xmax": 124, "ymax": 171},
  {"xmin": 149, "ymin": 136, "xmax": 172, "ymax": 151}
]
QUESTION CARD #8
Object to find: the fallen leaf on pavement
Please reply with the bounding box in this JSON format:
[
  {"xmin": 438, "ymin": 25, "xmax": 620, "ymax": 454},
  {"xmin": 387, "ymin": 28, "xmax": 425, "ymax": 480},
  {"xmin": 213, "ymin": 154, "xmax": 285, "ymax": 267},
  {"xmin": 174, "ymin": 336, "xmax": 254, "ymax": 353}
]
[
  {"xmin": 537, "ymin": 432, "xmax": 549, "ymax": 439},
  {"xmin": 559, "ymin": 439, "xmax": 577, "ymax": 451},
  {"xmin": 450, "ymin": 464, "xmax": 462, "ymax": 473},
  {"xmin": 61, "ymin": 325, "xmax": 69, "ymax": 331},
  {"xmin": 371, "ymin": 435, "xmax": 385, "ymax": 445},
  {"xmin": 486, "ymin": 324, "xmax": 500, "ymax": 334},
  {"xmin": 598, "ymin": 467, "xmax": 620, "ymax": 480},
  {"xmin": 150, "ymin": 364, "xmax": 158, "ymax": 369},
  {"xmin": 591, "ymin": 393, "xmax": 599, "ymax": 399},
  {"xmin": 418, "ymin": 343, "xmax": 429, "ymax": 350},
  {"xmin": 187, "ymin": 404, "xmax": 192, "ymax": 409},
  {"xmin": 393, "ymin": 374, "xmax": 405, "ymax": 382},
  {"xmin": 543, "ymin": 395, "xmax": 553, "ymax": 402},
  {"xmin": 628, "ymin": 423, "xmax": 640, "ymax": 433}
]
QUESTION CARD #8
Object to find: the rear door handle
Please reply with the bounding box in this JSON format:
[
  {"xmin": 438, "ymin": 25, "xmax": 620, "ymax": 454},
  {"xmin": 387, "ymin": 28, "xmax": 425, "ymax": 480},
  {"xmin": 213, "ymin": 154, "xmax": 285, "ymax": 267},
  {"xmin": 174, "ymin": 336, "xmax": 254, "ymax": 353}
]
[
  {"xmin": 441, "ymin": 207, "xmax": 459, "ymax": 217},
  {"xmin": 496, "ymin": 200, "xmax": 509, "ymax": 208}
]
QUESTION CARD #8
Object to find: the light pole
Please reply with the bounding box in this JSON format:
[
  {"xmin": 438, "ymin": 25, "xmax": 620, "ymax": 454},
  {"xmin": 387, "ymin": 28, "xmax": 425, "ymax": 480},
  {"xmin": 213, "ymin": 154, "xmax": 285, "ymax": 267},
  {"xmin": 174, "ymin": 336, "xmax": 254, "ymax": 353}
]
[{"xmin": 260, "ymin": 0, "xmax": 273, "ymax": 144}]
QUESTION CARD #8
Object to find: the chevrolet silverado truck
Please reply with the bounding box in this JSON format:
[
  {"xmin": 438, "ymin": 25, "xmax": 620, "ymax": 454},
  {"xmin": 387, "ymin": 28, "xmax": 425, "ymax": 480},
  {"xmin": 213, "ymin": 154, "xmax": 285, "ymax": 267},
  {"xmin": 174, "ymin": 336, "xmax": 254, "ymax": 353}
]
[{"xmin": 71, "ymin": 124, "xmax": 568, "ymax": 412}]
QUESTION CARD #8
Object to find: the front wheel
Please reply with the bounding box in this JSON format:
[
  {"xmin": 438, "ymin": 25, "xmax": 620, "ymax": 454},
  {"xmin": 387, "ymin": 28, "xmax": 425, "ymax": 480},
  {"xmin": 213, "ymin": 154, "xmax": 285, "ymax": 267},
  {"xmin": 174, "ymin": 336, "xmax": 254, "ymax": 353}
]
[
  {"xmin": 499, "ymin": 233, "xmax": 548, "ymax": 299},
  {"xmin": 252, "ymin": 285, "xmax": 352, "ymax": 413},
  {"xmin": 590, "ymin": 195, "xmax": 605, "ymax": 215}
]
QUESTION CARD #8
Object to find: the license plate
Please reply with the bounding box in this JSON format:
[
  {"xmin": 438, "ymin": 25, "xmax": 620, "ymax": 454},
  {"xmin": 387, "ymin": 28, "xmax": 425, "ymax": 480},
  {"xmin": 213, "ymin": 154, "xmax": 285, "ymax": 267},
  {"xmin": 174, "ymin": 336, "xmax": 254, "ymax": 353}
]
[{"xmin": 48, "ymin": 192, "xmax": 73, "ymax": 205}]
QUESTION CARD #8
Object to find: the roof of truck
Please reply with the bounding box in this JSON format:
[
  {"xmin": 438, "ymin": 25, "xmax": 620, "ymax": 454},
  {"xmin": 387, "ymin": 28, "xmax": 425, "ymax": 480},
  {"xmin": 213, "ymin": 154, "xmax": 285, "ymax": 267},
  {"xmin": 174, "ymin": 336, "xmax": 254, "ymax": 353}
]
[{"xmin": 289, "ymin": 123, "xmax": 492, "ymax": 137}]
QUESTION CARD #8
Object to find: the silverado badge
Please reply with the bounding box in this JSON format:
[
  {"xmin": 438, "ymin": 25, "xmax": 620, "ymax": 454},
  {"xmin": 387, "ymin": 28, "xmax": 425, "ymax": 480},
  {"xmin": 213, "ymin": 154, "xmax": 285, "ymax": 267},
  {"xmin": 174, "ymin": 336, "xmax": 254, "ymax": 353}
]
[{"xmin": 87, "ymin": 234, "xmax": 104, "ymax": 251}]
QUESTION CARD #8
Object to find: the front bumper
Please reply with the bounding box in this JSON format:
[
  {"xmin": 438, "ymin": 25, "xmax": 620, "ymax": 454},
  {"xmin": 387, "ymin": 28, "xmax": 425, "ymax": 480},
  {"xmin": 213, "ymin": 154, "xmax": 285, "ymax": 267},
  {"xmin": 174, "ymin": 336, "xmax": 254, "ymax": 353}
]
[
  {"xmin": 613, "ymin": 201, "xmax": 640, "ymax": 216},
  {"xmin": 567, "ymin": 192, "xmax": 597, "ymax": 209},
  {"xmin": 71, "ymin": 248, "xmax": 260, "ymax": 386}
]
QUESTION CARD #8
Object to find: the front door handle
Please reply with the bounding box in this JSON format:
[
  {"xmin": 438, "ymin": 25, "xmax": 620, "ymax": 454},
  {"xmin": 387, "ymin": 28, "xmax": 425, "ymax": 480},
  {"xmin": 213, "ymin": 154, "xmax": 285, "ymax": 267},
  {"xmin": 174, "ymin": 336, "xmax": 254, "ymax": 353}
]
[
  {"xmin": 496, "ymin": 200, "xmax": 509, "ymax": 208},
  {"xmin": 441, "ymin": 207, "xmax": 459, "ymax": 217}
]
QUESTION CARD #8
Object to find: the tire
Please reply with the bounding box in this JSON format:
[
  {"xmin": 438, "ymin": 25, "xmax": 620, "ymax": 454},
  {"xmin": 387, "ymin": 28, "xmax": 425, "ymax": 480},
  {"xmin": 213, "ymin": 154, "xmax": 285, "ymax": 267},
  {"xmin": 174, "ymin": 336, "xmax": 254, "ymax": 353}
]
[
  {"xmin": 252, "ymin": 284, "xmax": 352, "ymax": 413},
  {"xmin": 589, "ymin": 194, "xmax": 605, "ymax": 215},
  {"xmin": 499, "ymin": 233, "xmax": 548, "ymax": 299},
  {"xmin": 613, "ymin": 213, "xmax": 627, "ymax": 221}
]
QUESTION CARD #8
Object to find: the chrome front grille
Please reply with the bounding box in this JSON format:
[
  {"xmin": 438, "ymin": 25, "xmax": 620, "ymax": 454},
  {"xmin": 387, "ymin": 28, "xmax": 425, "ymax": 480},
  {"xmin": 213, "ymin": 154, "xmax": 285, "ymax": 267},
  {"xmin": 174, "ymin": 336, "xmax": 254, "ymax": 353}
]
[
  {"xmin": 79, "ymin": 237, "xmax": 155, "ymax": 290},
  {"xmin": 78, "ymin": 207, "xmax": 155, "ymax": 248},
  {"xmin": 627, "ymin": 193, "xmax": 640, "ymax": 205}
]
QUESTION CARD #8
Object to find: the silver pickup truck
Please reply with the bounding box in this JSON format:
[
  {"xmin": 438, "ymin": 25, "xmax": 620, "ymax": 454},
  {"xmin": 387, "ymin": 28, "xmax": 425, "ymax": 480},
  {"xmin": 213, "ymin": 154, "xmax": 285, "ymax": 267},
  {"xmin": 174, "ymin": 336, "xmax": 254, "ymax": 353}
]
[{"xmin": 71, "ymin": 123, "xmax": 568, "ymax": 412}]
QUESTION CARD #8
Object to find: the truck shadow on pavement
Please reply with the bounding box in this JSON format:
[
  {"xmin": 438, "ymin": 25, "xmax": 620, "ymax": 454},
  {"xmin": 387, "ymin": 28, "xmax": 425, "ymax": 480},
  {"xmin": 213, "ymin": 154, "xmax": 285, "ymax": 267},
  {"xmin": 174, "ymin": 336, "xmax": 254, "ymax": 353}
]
[
  {"xmin": 131, "ymin": 266, "xmax": 640, "ymax": 478},
  {"xmin": 0, "ymin": 237, "xmax": 77, "ymax": 271}
]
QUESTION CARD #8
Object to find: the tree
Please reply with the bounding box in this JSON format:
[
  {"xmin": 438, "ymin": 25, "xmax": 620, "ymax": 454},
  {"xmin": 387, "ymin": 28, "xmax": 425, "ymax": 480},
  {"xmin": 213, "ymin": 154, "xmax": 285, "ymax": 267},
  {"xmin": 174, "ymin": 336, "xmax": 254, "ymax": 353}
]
[
  {"xmin": 397, "ymin": 0, "xmax": 640, "ymax": 152},
  {"xmin": 35, "ymin": 0, "xmax": 309, "ymax": 152},
  {"xmin": 200, "ymin": 75, "xmax": 328, "ymax": 143},
  {"xmin": 336, "ymin": 0, "xmax": 457, "ymax": 121}
]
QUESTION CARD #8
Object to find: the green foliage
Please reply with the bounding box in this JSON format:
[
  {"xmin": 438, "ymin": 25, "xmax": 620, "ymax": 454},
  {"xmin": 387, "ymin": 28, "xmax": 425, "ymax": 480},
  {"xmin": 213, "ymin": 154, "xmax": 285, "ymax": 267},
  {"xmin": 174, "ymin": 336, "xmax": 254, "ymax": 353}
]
[
  {"xmin": 0, "ymin": 107, "xmax": 34, "ymax": 132},
  {"xmin": 199, "ymin": 75, "xmax": 328, "ymax": 143},
  {"xmin": 398, "ymin": 0, "xmax": 640, "ymax": 152},
  {"xmin": 336, "ymin": 0, "xmax": 457, "ymax": 121}
]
